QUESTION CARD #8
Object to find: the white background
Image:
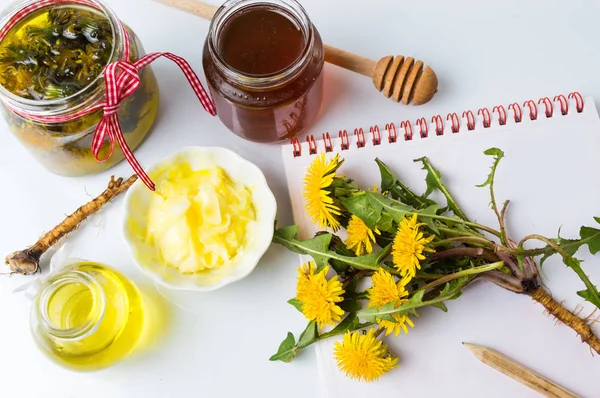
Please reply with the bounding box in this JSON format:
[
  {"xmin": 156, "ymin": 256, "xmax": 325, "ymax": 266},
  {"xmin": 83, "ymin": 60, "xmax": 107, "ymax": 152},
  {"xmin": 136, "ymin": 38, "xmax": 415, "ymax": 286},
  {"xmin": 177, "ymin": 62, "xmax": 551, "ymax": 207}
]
[{"xmin": 2, "ymin": 0, "xmax": 600, "ymax": 397}]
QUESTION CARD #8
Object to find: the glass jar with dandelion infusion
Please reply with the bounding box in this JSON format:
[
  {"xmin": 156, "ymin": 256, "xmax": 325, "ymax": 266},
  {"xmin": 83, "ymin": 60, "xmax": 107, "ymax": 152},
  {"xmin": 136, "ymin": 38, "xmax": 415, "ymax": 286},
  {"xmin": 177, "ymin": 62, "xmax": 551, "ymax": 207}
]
[
  {"xmin": 0, "ymin": 0, "xmax": 160, "ymax": 177},
  {"xmin": 30, "ymin": 261, "xmax": 145, "ymax": 371}
]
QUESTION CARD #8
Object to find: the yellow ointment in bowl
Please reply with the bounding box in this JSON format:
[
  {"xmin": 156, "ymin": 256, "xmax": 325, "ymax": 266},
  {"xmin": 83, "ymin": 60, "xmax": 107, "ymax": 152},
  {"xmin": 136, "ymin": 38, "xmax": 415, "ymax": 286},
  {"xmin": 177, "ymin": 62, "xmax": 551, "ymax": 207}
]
[{"xmin": 122, "ymin": 147, "xmax": 277, "ymax": 291}]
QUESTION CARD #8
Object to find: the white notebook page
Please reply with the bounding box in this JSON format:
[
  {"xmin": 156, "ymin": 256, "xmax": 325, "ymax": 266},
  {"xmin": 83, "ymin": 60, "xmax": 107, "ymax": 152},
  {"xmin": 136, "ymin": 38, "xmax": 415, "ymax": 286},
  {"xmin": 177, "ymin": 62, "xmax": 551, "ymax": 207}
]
[{"xmin": 281, "ymin": 94, "xmax": 600, "ymax": 397}]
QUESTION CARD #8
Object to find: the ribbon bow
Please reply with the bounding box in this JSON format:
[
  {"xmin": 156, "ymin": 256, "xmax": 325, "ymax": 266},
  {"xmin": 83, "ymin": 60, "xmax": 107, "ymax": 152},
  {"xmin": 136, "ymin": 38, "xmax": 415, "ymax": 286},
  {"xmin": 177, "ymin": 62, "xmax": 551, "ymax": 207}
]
[{"xmin": 92, "ymin": 52, "xmax": 217, "ymax": 191}]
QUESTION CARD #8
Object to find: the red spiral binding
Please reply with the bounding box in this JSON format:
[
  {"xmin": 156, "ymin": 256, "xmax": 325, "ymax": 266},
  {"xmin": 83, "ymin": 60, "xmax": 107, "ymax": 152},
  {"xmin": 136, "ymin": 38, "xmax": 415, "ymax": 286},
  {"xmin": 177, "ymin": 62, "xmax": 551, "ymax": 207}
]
[
  {"xmin": 569, "ymin": 92, "xmax": 584, "ymax": 112},
  {"xmin": 508, "ymin": 103, "xmax": 522, "ymax": 123},
  {"xmin": 462, "ymin": 111, "xmax": 475, "ymax": 130},
  {"xmin": 538, "ymin": 97, "xmax": 553, "ymax": 117},
  {"xmin": 478, "ymin": 108, "xmax": 491, "ymax": 127},
  {"xmin": 432, "ymin": 115, "xmax": 444, "ymax": 135},
  {"xmin": 523, "ymin": 100, "xmax": 538, "ymax": 120},
  {"xmin": 492, "ymin": 105, "xmax": 507, "ymax": 125},
  {"xmin": 355, "ymin": 128, "xmax": 366, "ymax": 148},
  {"xmin": 416, "ymin": 118, "xmax": 429, "ymax": 138},
  {"xmin": 401, "ymin": 121, "xmax": 413, "ymax": 140},
  {"xmin": 307, "ymin": 135, "xmax": 317, "ymax": 154},
  {"xmin": 447, "ymin": 113, "xmax": 460, "ymax": 133},
  {"xmin": 291, "ymin": 137, "xmax": 301, "ymax": 157},
  {"xmin": 554, "ymin": 95, "xmax": 568, "ymax": 115},
  {"xmin": 322, "ymin": 132, "xmax": 333, "ymax": 152},
  {"xmin": 370, "ymin": 125, "xmax": 382, "ymax": 145},
  {"xmin": 339, "ymin": 129, "xmax": 350, "ymax": 150},
  {"xmin": 291, "ymin": 92, "xmax": 585, "ymax": 156},
  {"xmin": 386, "ymin": 123, "xmax": 397, "ymax": 143}
]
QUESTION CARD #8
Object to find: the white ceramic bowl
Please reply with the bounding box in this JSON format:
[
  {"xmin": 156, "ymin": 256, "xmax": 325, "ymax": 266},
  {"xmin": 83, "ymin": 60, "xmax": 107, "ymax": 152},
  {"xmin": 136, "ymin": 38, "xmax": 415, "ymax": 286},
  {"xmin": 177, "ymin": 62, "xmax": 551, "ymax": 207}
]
[{"xmin": 122, "ymin": 146, "xmax": 277, "ymax": 292}]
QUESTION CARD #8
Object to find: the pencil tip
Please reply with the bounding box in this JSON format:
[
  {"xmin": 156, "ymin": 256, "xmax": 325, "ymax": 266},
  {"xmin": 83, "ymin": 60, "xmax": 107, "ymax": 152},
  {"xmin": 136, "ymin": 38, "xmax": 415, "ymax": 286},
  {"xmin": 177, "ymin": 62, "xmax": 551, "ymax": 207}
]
[{"xmin": 463, "ymin": 342, "xmax": 476, "ymax": 350}]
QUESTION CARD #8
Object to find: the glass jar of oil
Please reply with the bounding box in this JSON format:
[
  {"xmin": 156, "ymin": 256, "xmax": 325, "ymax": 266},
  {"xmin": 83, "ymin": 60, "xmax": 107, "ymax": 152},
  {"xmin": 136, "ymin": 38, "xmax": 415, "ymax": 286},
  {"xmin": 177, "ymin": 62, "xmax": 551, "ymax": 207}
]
[
  {"xmin": 0, "ymin": 0, "xmax": 159, "ymax": 176},
  {"xmin": 30, "ymin": 261, "xmax": 145, "ymax": 371}
]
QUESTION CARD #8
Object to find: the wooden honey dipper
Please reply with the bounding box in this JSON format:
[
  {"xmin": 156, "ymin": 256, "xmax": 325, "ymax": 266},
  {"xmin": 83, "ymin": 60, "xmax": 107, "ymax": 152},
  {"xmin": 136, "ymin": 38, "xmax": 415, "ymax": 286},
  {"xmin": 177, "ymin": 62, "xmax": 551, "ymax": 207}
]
[{"xmin": 155, "ymin": 0, "xmax": 439, "ymax": 105}]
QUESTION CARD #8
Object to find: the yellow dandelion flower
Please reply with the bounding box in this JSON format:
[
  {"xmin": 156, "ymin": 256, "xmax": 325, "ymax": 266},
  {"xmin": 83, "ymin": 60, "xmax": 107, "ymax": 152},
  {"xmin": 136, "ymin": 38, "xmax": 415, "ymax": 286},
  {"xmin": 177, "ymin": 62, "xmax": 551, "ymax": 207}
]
[
  {"xmin": 296, "ymin": 262, "xmax": 345, "ymax": 329},
  {"xmin": 334, "ymin": 328, "xmax": 399, "ymax": 382},
  {"xmin": 379, "ymin": 314, "xmax": 415, "ymax": 337},
  {"xmin": 392, "ymin": 213, "xmax": 435, "ymax": 279},
  {"xmin": 345, "ymin": 215, "xmax": 381, "ymax": 256},
  {"xmin": 303, "ymin": 153, "xmax": 344, "ymax": 232},
  {"xmin": 368, "ymin": 268, "xmax": 404, "ymax": 307},
  {"xmin": 367, "ymin": 269, "xmax": 414, "ymax": 337}
]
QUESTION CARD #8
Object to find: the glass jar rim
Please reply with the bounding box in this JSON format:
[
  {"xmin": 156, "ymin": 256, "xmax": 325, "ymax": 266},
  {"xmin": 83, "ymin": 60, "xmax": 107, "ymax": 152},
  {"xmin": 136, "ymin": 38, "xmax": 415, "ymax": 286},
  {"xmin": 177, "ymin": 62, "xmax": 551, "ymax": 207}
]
[
  {"xmin": 0, "ymin": 0, "xmax": 122, "ymax": 111},
  {"xmin": 207, "ymin": 0, "xmax": 315, "ymax": 89},
  {"xmin": 36, "ymin": 268, "xmax": 106, "ymax": 340}
]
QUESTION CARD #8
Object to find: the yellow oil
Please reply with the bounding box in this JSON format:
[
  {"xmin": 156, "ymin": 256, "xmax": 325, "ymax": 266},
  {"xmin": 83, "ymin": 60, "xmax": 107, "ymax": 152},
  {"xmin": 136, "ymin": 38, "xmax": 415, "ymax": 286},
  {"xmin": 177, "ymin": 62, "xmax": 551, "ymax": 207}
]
[{"xmin": 33, "ymin": 262, "xmax": 145, "ymax": 371}]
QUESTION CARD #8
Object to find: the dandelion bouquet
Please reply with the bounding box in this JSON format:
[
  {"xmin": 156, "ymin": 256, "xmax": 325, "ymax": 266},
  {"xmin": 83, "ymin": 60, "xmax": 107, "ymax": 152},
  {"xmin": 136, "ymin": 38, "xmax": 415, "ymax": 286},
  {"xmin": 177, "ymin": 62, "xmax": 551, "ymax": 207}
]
[{"xmin": 270, "ymin": 150, "xmax": 600, "ymax": 383}]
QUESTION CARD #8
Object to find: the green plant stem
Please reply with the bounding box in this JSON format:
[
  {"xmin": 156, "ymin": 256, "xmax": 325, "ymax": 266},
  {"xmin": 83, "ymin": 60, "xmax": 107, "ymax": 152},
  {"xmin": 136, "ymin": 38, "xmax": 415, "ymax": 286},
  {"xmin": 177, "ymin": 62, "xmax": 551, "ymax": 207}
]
[
  {"xmin": 519, "ymin": 234, "xmax": 571, "ymax": 258},
  {"xmin": 477, "ymin": 149, "xmax": 507, "ymax": 244},
  {"xmin": 431, "ymin": 247, "xmax": 499, "ymax": 263},
  {"xmin": 431, "ymin": 236, "xmax": 496, "ymax": 249},
  {"xmin": 374, "ymin": 195, "xmax": 502, "ymax": 238},
  {"xmin": 358, "ymin": 288, "xmax": 459, "ymax": 321},
  {"xmin": 513, "ymin": 230, "xmax": 600, "ymax": 257},
  {"xmin": 316, "ymin": 322, "xmax": 375, "ymax": 342},
  {"xmin": 436, "ymin": 226, "xmax": 484, "ymax": 239},
  {"xmin": 500, "ymin": 200, "xmax": 510, "ymax": 232},
  {"xmin": 488, "ymin": 180, "xmax": 502, "ymax": 234},
  {"xmin": 421, "ymin": 261, "xmax": 505, "ymax": 292},
  {"xmin": 417, "ymin": 210, "xmax": 499, "ymax": 237},
  {"xmin": 423, "ymin": 213, "xmax": 501, "ymax": 238}
]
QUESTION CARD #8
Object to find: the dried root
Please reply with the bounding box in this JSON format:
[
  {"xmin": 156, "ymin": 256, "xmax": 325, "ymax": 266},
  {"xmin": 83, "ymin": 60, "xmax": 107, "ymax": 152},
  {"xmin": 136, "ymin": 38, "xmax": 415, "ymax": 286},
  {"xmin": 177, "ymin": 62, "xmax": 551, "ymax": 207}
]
[
  {"xmin": 5, "ymin": 175, "xmax": 138, "ymax": 275},
  {"xmin": 531, "ymin": 288, "xmax": 600, "ymax": 355}
]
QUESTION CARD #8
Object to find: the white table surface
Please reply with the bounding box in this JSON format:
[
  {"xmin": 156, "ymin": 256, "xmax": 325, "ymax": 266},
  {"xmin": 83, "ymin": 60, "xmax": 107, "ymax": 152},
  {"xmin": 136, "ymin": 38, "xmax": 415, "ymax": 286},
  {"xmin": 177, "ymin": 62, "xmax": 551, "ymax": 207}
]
[{"xmin": 2, "ymin": 0, "xmax": 600, "ymax": 397}]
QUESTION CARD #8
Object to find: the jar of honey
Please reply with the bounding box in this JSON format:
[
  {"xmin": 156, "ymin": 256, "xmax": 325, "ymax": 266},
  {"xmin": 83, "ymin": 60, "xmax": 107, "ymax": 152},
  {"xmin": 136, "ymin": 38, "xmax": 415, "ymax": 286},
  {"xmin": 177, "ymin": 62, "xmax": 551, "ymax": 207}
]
[
  {"xmin": 202, "ymin": 0, "xmax": 324, "ymax": 143},
  {"xmin": 0, "ymin": 0, "xmax": 159, "ymax": 176},
  {"xmin": 29, "ymin": 261, "xmax": 144, "ymax": 371}
]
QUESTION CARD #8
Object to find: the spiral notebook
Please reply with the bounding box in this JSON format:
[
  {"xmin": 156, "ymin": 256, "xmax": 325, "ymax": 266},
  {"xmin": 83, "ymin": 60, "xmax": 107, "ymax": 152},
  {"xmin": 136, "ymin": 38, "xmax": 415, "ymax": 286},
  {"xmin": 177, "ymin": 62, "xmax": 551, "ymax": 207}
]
[{"xmin": 280, "ymin": 92, "xmax": 600, "ymax": 398}]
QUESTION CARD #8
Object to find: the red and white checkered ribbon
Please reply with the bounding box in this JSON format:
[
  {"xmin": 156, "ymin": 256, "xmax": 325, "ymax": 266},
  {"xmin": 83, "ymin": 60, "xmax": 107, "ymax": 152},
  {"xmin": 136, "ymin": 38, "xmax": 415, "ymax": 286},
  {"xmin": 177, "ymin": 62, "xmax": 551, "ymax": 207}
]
[
  {"xmin": 0, "ymin": 0, "xmax": 217, "ymax": 191},
  {"xmin": 89, "ymin": 51, "xmax": 217, "ymax": 190}
]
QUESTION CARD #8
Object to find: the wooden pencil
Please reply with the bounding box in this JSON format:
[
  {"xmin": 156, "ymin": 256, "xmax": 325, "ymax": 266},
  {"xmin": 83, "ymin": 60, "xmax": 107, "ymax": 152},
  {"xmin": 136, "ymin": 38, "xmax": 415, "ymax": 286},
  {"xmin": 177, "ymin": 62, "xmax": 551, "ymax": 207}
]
[{"xmin": 463, "ymin": 343, "xmax": 580, "ymax": 398}]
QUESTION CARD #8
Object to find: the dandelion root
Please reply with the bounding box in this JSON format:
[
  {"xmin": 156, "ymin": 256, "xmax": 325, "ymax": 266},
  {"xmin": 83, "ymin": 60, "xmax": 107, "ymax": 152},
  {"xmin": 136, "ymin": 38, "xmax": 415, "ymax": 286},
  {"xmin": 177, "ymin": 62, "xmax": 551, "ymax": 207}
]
[
  {"xmin": 531, "ymin": 287, "xmax": 600, "ymax": 355},
  {"xmin": 5, "ymin": 175, "xmax": 138, "ymax": 275}
]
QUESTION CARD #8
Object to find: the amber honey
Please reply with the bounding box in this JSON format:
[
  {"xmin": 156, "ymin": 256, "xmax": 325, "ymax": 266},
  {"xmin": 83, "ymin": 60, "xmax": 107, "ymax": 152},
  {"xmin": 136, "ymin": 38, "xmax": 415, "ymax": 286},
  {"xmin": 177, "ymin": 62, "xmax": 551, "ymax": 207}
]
[
  {"xmin": 218, "ymin": 8, "xmax": 305, "ymax": 76},
  {"xmin": 203, "ymin": 0, "xmax": 324, "ymax": 143}
]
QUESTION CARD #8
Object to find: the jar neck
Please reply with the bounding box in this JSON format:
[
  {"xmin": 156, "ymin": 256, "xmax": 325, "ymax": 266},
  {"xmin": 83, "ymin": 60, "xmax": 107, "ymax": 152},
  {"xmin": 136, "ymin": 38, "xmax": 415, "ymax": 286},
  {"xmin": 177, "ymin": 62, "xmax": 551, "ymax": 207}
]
[
  {"xmin": 207, "ymin": 0, "xmax": 315, "ymax": 90},
  {"xmin": 0, "ymin": 0, "xmax": 126, "ymax": 117},
  {"xmin": 35, "ymin": 269, "xmax": 106, "ymax": 341}
]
